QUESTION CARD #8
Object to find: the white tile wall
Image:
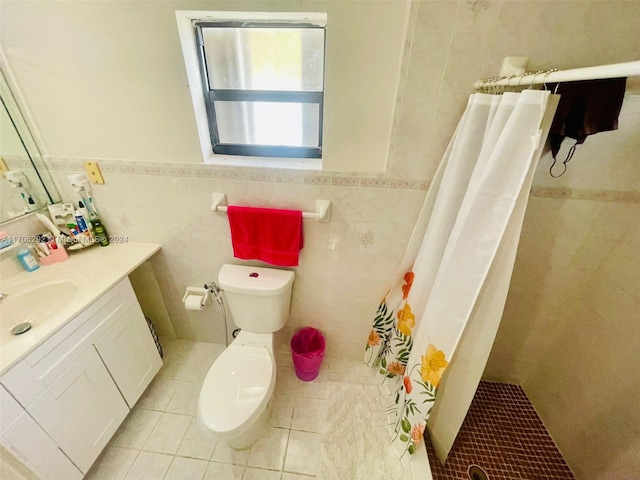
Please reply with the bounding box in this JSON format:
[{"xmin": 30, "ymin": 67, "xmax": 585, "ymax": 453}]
[
  {"xmin": 41, "ymin": 1, "xmax": 639, "ymax": 366},
  {"xmin": 12, "ymin": 3, "xmax": 638, "ymax": 477},
  {"xmin": 48, "ymin": 164, "xmax": 426, "ymax": 359},
  {"xmin": 485, "ymin": 197, "xmax": 640, "ymax": 478}
]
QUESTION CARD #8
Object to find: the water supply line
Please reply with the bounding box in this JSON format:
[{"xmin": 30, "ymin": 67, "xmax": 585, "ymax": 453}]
[{"xmin": 204, "ymin": 281, "xmax": 237, "ymax": 347}]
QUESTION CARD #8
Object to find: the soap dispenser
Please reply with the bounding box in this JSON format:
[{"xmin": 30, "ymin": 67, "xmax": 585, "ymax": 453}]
[{"xmin": 16, "ymin": 246, "xmax": 40, "ymax": 272}]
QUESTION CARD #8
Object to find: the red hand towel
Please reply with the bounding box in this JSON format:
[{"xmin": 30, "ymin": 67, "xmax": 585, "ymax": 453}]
[{"xmin": 227, "ymin": 206, "xmax": 304, "ymax": 267}]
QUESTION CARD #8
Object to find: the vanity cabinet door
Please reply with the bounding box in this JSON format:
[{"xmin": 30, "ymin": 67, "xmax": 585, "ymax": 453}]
[
  {"xmin": 1, "ymin": 386, "xmax": 83, "ymax": 480},
  {"xmin": 27, "ymin": 346, "xmax": 129, "ymax": 474},
  {"xmin": 95, "ymin": 303, "xmax": 162, "ymax": 408}
]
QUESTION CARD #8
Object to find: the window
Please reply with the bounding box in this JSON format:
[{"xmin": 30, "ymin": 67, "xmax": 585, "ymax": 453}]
[{"xmin": 194, "ymin": 18, "xmax": 326, "ymax": 159}]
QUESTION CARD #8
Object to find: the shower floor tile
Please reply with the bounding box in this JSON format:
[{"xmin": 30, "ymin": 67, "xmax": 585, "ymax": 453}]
[{"xmin": 425, "ymin": 381, "xmax": 575, "ymax": 480}]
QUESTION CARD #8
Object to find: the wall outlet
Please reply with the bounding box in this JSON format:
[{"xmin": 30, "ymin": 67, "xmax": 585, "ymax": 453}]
[
  {"xmin": 0, "ymin": 156, "xmax": 9, "ymax": 176},
  {"xmin": 83, "ymin": 161, "xmax": 105, "ymax": 184}
]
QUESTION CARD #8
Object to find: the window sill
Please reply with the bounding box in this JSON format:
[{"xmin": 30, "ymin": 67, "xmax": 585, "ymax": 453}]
[{"xmin": 204, "ymin": 154, "xmax": 322, "ymax": 171}]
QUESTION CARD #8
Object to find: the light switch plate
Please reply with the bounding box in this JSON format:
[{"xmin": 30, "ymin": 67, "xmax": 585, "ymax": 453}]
[{"xmin": 83, "ymin": 161, "xmax": 104, "ymax": 184}]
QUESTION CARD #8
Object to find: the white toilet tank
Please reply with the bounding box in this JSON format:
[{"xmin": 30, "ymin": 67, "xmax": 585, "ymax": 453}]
[{"xmin": 218, "ymin": 264, "xmax": 295, "ymax": 333}]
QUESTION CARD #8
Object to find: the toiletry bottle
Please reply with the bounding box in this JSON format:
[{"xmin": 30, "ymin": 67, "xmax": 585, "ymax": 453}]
[
  {"xmin": 74, "ymin": 209, "xmax": 93, "ymax": 244},
  {"xmin": 66, "ymin": 223, "xmax": 77, "ymax": 241},
  {"xmin": 16, "ymin": 246, "xmax": 40, "ymax": 272},
  {"xmin": 93, "ymin": 219, "xmax": 110, "ymax": 246},
  {"xmin": 78, "ymin": 201, "xmax": 93, "ymax": 228}
]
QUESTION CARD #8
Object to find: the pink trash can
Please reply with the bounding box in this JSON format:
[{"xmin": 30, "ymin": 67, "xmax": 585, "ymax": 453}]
[{"xmin": 290, "ymin": 328, "xmax": 325, "ymax": 381}]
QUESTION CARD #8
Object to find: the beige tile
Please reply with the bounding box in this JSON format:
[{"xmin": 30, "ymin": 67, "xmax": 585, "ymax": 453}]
[
  {"xmin": 165, "ymin": 381, "xmax": 199, "ymax": 416},
  {"xmin": 203, "ymin": 461, "xmax": 244, "ymax": 480},
  {"xmin": 396, "ymin": 89, "xmax": 435, "ymax": 139},
  {"xmin": 283, "ymin": 431, "xmax": 321, "ymax": 476},
  {"xmin": 527, "ymin": 198, "xmax": 604, "ymax": 237},
  {"xmin": 247, "ymin": 427, "xmax": 289, "ymax": 470},
  {"xmin": 416, "ymin": 0, "xmax": 458, "ymax": 32},
  {"xmin": 164, "ymin": 456, "xmax": 208, "ymax": 480},
  {"xmin": 85, "ymin": 446, "xmax": 138, "ymax": 480},
  {"xmin": 569, "ymin": 236, "xmax": 614, "ymax": 271},
  {"xmin": 157, "ymin": 341, "xmax": 200, "ymax": 379},
  {"xmin": 271, "ymin": 394, "xmax": 295, "ymax": 429},
  {"xmin": 583, "ymin": 273, "xmax": 638, "ymax": 325},
  {"xmin": 142, "ymin": 412, "xmax": 191, "ymax": 455},
  {"xmin": 589, "ymin": 202, "xmax": 640, "ymax": 239},
  {"xmin": 171, "ymin": 343, "xmax": 220, "ymax": 383},
  {"xmin": 387, "ymin": 136, "xmax": 428, "ymax": 181},
  {"xmin": 275, "ymin": 367, "xmax": 299, "ymax": 396},
  {"xmin": 136, "ymin": 377, "xmax": 179, "ymax": 411},
  {"xmin": 454, "ymin": 0, "xmax": 500, "ymax": 32},
  {"xmin": 274, "ymin": 182, "xmax": 304, "ymax": 210},
  {"xmin": 111, "ymin": 408, "xmax": 161, "ymax": 449},
  {"xmin": 292, "ymin": 379, "xmax": 327, "ymax": 400},
  {"xmin": 515, "ymin": 233, "xmax": 581, "ymax": 268},
  {"xmin": 243, "ymin": 467, "xmax": 281, "ymax": 480},
  {"xmin": 124, "ymin": 451, "xmax": 172, "ymax": 480},
  {"xmin": 323, "ymin": 186, "xmax": 360, "ymax": 224},
  {"xmin": 601, "ymin": 237, "xmax": 640, "ymax": 297},
  {"xmin": 275, "ymin": 350, "xmax": 294, "ymax": 369},
  {"xmin": 509, "ymin": 263, "xmax": 596, "ymax": 299},
  {"xmin": 176, "ymin": 418, "xmax": 217, "ymax": 460},
  {"xmin": 170, "ymin": 177, "xmax": 224, "ymax": 213},
  {"xmin": 281, "ymin": 473, "xmax": 316, "ymax": 480},
  {"xmin": 291, "ymin": 397, "xmax": 328, "ymax": 433},
  {"xmin": 210, "ymin": 441, "xmax": 249, "ymax": 466}
]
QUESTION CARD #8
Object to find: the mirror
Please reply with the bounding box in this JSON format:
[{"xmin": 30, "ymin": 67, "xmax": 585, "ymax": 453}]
[{"xmin": 0, "ymin": 65, "xmax": 60, "ymax": 223}]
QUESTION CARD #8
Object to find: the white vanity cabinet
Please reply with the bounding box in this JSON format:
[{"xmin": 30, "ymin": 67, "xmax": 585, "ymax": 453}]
[
  {"xmin": 94, "ymin": 302, "xmax": 163, "ymax": 408},
  {"xmin": 1, "ymin": 385, "xmax": 83, "ymax": 479},
  {"xmin": 26, "ymin": 346, "xmax": 129, "ymax": 473},
  {"xmin": 0, "ymin": 276, "xmax": 162, "ymax": 477}
]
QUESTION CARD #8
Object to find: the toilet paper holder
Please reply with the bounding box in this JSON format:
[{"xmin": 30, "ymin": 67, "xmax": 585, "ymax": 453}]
[{"xmin": 182, "ymin": 287, "xmax": 212, "ymax": 308}]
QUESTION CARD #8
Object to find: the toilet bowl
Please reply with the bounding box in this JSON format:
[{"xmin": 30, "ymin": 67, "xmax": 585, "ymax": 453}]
[
  {"xmin": 197, "ymin": 264, "xmax": 294, "ymax": 449},
  {"xmin": 198, "ymin": 331, "xmax": 276, "ymax": 449}
]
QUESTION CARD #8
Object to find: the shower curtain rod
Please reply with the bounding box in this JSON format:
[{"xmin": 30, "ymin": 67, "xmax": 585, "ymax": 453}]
[{"xmin": 474, "ymin": 60, "xmax": 640, "ymax": 89}]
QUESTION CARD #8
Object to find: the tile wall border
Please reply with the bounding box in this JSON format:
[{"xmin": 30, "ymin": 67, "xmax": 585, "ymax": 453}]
[
  {"xmin": 43, "ymin": 157, "xmax": 639, "ymax": 202},
  {"xmin": 44, "ymin": 157, "xmax": 431, "ymax": 190},
  {"xmin": 530, "ymin": 186, "xmax": 640, "ymax": 204}
]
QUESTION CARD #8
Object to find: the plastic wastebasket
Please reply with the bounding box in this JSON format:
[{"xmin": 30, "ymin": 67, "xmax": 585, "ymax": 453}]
[{"xmin": 290, "ymin": 327, "xmax": 325, "ymax": 381}]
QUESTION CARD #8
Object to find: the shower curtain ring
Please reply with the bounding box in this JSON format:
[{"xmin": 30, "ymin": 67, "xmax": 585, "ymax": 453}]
[
  {"xmin": 540, "ymin": 69, "xmax": 557, "ymax": 91},
  {"xmin": 528, "ymin": 71, "xmax": 543, "ymax": 89}
]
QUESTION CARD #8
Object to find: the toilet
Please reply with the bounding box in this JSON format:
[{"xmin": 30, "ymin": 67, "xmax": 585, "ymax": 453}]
[{"xmin": 198, "ymin": 264, "xmax": 295, "ymax": 449}]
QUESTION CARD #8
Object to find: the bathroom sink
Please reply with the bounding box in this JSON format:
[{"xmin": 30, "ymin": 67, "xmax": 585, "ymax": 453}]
[{"xmin": 0, "ymin": 272, "xmax": 89, "ymax": 343}]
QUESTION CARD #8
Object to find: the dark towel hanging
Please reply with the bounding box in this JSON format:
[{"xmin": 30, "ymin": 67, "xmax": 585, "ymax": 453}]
[{"xmin": 548, "ymin": 77, "xmax": 626, "ymax": 176}]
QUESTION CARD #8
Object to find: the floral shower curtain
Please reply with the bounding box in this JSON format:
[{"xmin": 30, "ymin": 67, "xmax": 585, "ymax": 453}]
[{"xmin": 365, "ymin": 90, "xmax": 551, "ymax": 457}]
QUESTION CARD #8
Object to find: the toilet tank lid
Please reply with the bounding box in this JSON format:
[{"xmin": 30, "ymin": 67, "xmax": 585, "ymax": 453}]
[{"xmin": 218, "ymin": 264, "xmax": 295, "ymax": 296}]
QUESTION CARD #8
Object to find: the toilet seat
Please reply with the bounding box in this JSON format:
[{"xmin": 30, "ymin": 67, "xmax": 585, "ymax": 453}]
[{"xmin": 199, "ymin": 344, "xmax": 274, "ymax": 435}]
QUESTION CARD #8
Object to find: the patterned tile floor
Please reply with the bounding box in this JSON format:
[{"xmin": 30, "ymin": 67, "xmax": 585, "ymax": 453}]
[
  {"xmin": 85, "ymin": 339, "xmax": 379, "ymax": 480},
  {"xmin": 425, "ymin": 381, "xmax": 575, "ymax": 480}
]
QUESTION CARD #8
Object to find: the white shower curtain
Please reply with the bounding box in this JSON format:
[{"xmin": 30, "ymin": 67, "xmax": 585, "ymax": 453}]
[{"xmin": 364, "ymin": 90, "xmax": 552, "ymax": 458}]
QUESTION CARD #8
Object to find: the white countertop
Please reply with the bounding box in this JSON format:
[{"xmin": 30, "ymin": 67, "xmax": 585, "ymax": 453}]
[{"xmin": 0, "ymin": 243, "xmax": 161, "ymax": 374}]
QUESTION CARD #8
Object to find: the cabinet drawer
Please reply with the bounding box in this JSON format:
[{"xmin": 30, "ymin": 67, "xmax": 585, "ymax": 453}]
[{"xmin": 1, "ymin": 278, "xmax": 137, "ymax": 406}]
